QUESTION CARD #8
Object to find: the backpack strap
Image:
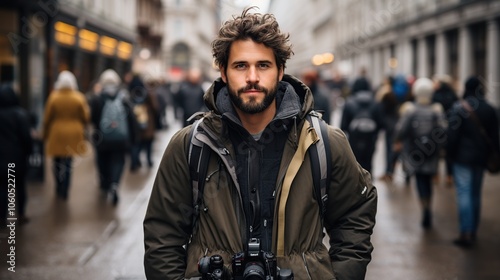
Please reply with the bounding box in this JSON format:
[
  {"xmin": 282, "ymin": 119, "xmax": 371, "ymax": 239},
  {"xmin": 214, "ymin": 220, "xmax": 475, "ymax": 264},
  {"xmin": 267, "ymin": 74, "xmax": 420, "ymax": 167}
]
[
  {"xmin": 306, "ymin": 111, "xmax": 331, "ymax": 220},
  {"xmin": 188, "ymin": 112, "xmax": 332, "ymax": 233},
  {"xmin": 188, "ymin": 118, "xmax": 210, "ymax": 228}
]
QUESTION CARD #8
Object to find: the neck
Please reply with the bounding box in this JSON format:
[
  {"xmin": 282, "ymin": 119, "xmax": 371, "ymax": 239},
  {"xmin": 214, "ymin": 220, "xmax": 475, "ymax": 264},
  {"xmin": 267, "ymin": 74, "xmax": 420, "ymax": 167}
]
[{"xmin": 235, "ymin": 100, "xmax": 276, "ymax": 134}]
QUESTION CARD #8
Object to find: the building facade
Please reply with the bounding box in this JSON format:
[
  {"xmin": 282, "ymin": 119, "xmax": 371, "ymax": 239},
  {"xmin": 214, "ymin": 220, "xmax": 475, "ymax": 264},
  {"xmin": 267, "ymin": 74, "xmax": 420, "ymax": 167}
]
[
  {"xmin": 135, "ymin": 0, "xmax": 164, "ymax": 79},
  {"xmin": 0, "ymin": 0, "xmax": 136, "ymax": 126},
  {"xmin": 269, "ymin": 0, "xmax": 500, "ymax": 107},
  {"xmin": 162, "ymin": 0, "xmax": 218, "ymax": 81}
]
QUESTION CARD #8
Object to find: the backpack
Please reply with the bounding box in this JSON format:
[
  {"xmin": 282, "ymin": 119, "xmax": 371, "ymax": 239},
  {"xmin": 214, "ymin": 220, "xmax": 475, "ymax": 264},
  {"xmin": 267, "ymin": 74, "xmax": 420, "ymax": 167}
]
[
  {"xmin": 188, "ymin": 111, "xmax": 332, "ymax": 227},
  {"xmin": 133, "ymin": 103, "xmax": 149, "ymax": 130},
  {"xmin": 409, "ymin": 108, "xmax": 440, "ymax": 158},
  {"xmin": 348, "ymin": 105, "xmax": 378, "ymax": 153},
  {"xmin": 99, "ymin": 92, "xmax": 129, "ymax": 143}
]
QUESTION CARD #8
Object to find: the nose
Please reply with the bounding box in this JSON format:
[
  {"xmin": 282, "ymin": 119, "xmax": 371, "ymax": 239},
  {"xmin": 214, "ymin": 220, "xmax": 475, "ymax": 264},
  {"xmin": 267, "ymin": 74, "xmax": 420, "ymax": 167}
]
[{"xmin": 246, "ymin": 66, "xmax": 259, "ymax": 83}]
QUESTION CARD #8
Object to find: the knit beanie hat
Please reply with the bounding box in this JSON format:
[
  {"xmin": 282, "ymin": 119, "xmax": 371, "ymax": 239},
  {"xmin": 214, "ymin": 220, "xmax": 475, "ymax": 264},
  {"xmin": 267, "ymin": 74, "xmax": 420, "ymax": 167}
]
[
  {"xmin": 412, "ymin": 77, "xmax": 434, "ymax": 105},
  {"xmin": 99, "ymin": 69, "xmax": 121, "ymax": 87}
]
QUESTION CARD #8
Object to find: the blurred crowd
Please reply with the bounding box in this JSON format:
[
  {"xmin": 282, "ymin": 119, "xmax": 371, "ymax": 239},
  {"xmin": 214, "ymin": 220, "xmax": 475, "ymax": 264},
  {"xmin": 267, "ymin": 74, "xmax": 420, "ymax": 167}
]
[
  {"xmin": 1, "ymin": 65, "xmax": 499, "ymax": 247},
  {"xmin": 303, "ymin": 67, "xmax": 499, "ymax": 247},
  {"xmin": 0, "ymin": 66, "xmax": 206, "ymax": 224}
]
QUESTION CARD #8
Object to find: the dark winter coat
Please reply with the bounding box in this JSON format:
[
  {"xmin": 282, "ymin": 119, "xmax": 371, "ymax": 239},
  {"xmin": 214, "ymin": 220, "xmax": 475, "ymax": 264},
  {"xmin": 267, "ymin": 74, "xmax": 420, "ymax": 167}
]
[
  {"xmin": 0, "ymin": 85, "xmax": 32, "ymax": 171},
  {"xmin": 144, "ymin": 74, "xmax": 377, "ymax": 280},
  {"xmin": 89, "ymin": 88, "xmax": 139, "ymax": 151},
  {"xmin": 178, "ymin": 81, "xmax": 206, "ymax": 125},
  {"xmin": 340, "ymin": 91, "xmax": 383, "ymax": 157},
  {"xmin": 447, "ymin": 97, "xmax": 500, "ymax": 167},
  {"xmin": 394, "ymin": 103, "xmax": 446, "ymax": 175}
]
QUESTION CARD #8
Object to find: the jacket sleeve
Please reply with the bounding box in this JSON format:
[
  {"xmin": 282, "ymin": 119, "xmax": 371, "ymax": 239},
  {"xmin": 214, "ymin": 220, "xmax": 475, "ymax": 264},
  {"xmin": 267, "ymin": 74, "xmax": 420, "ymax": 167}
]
[
  {"xmin": 144, "ymin": 127, "xmax": 194, "ymax": 280},
  {"xmin": 324, "ymin": 127, "xmax": 377, "ymax": 280}
]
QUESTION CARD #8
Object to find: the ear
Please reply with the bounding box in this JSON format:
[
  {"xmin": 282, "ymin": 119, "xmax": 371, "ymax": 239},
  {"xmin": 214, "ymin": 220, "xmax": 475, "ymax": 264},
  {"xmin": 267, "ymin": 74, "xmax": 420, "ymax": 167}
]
[
  {"xmin": 278, "ymin": 67, "xmax": 284, "ymax": 81},
  {"xmin": 220, "ymin": 67, "xmax": 227, "ymax": 83}
]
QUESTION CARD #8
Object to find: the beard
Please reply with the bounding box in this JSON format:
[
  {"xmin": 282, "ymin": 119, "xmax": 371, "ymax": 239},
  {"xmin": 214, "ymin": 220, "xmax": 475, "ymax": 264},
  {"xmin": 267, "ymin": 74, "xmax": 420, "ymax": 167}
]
[{"xmin": 227, "ymin": 81, "xmax": 279, "ymax": 114}]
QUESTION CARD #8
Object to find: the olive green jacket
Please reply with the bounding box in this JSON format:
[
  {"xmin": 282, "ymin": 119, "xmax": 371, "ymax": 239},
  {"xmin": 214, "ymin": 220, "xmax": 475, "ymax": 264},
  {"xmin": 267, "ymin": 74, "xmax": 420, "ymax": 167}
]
[{"xmin": 144, "ymin": 75, "xmax": 377, "ymax": 280}]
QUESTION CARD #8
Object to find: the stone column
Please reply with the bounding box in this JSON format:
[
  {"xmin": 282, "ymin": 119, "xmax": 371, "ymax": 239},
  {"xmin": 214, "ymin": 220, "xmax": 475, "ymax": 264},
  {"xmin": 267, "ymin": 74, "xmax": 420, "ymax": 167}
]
[
  {"xmin": 435, "ymin": 31, "xmax": 448, "ymax": 77},
  {"xmin": 398, "ymin": 39, "xmax": 413, "ymax": 77},
  {"xmin": 458, "ymin": 25, "xmax": 472, "ymax": 94},
  {"xmin": 486, "ymin": 19, "xmax": 500, "ymax": 107},
  {"xmin": 417, "ymin": 36, "xmax": 428, "ymax": 78}
]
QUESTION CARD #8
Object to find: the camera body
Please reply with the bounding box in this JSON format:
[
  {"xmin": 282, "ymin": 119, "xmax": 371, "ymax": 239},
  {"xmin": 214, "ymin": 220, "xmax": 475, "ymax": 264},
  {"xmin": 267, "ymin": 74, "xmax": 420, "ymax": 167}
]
[
  {"xmin": 198, "ymin": 238, "xmax": 293, "ymax": 280},
  {"xmin": 232, "ymin": 238, "xmax": 293, "ymax": 280}
]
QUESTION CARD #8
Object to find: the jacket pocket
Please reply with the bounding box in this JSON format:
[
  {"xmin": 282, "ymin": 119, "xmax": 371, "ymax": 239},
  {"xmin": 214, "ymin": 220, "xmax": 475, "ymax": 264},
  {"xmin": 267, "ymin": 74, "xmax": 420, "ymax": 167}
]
[{"xmin": 278, "ymin": 248, "xmax": 336, "ymax": 280}]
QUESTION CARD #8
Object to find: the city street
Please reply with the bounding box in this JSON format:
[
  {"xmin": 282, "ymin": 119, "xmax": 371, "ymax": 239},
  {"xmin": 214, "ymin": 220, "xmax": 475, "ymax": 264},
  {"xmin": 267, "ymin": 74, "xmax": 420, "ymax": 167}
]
[{"xmin": 1, "ymin": 110, "xmax": 500, "ymax": 280}]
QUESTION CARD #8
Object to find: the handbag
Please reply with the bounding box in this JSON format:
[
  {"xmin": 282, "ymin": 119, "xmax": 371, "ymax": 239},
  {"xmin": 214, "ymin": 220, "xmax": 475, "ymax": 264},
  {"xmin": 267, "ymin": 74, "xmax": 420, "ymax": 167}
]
[{"xmin": 461, "ymin": 101, "xmax": 500, "ymax": 173}]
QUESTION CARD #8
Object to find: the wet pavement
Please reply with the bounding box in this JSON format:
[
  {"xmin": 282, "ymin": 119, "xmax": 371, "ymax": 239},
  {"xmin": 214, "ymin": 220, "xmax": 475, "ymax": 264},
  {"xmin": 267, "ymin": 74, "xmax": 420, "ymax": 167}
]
[{"xmin": 1, "ymin": 110, "xmax": 499, "ymax": 280}]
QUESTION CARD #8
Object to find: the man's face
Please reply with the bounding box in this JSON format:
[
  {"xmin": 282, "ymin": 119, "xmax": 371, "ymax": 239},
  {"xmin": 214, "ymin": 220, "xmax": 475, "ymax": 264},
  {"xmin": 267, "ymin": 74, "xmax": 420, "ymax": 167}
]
[{"xmin": 221, "ymin": 39, "xmax": 284, "ymax": 114}]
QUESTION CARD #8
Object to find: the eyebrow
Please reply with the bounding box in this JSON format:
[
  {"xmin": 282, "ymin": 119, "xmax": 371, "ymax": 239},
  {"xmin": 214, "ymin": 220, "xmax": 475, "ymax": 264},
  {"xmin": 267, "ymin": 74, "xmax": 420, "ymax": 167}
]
[{"xmin": 230, "ymin": 60, "xmax": 274, "ymax": 66}]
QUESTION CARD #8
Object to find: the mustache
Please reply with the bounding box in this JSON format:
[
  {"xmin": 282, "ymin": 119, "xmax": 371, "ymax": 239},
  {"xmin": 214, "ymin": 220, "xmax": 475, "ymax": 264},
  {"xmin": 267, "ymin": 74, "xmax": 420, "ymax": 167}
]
[{"xmin": 238, "ymin": 83, "xmax": 265, "ymax": 93}]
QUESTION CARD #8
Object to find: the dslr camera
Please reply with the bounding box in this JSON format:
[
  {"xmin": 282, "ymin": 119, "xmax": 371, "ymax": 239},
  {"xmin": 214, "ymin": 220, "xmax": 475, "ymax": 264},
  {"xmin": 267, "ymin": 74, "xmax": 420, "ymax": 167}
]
[{"xmin": 198, "ymin": 238, "xmax": 293, "ymax": 280}]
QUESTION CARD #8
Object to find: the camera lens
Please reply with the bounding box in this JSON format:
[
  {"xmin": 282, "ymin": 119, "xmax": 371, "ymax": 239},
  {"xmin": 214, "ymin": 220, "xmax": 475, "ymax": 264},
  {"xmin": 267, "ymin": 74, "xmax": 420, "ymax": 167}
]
[{"xmin": 243, "ymin": 262, "xmax": 265, "ymax": 280}]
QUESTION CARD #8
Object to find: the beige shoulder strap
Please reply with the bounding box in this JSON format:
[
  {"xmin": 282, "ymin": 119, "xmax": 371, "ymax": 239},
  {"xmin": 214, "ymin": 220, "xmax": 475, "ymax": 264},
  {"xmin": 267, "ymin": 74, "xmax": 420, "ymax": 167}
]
[{"xmin": 277, "ymin": 120, "xmax": 319, "ymax": 256}]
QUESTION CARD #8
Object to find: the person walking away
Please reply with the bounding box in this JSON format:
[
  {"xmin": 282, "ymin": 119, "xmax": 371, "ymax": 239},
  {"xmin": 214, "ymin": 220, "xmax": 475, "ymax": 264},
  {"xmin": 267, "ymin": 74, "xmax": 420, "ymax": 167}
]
[
  {"xmin": 375, "ymin": 76, "xmax": 400, "ymax": 183},
  {"xmin": 301, "ymin": 68, "xmax": 332, "ymax": 124},
  {"xmin": 447, "ymin": 76, "xmax": 500, "ymax": 247},
  {"xmin": 0, "ymin": 84, "xmax": 33, "ymax": 225},
  {"xmin": 431, "ymin": 74, "xmax": 458, "ymax": 187},
  {"xmin": 42, "ymin": 71, "xmax": 90, "ymax": 200},
  {"xmin": 128, "ymin": 74, "xmax": 147, "ymax": 171},
  {"xmin": 144, "ymin": 8, "xmax": 377, "ymax": 280},
  {"xmin": 177, "ymin": 68, "xmax": 206, "ymax": 126},
  {"xmin": 128, "ymin": 74, "xmax": 159, "ymax": 170},
  {"xmin": 89, "ymin": 69, "xmax": 138, "ymax": 205},
  {"xmin": 341, "ymin": 90, "xmax": 383, "ymax": 173},
  {"xmin": 394, "ymin": 78, "xmax": 446, "ymax": 229}
]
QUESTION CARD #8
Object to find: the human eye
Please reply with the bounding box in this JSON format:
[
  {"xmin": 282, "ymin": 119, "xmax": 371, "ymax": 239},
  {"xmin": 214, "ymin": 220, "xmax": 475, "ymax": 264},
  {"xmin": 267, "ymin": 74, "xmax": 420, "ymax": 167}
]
[
  {"xmin": 234, "ymin": 63, "xmax": 247, "ymax": 70},
  {"xmin": 258, "ymin": 63, "xmax": 271, "ymax": 69}
]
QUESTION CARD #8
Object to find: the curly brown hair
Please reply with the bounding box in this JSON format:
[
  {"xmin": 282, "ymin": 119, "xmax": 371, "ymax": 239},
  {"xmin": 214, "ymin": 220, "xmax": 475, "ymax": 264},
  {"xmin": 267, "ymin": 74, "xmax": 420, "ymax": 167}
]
[{"xmin": 212, "ymin": 7, "xmax": 293, "ymax": 71}]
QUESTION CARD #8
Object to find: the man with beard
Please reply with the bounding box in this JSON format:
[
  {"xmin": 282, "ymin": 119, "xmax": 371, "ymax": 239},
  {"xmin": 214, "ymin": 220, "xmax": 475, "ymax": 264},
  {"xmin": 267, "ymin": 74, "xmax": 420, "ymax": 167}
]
[{"xmin": 144, "ymin": 7, "xmax": 377, "ymax": 280}]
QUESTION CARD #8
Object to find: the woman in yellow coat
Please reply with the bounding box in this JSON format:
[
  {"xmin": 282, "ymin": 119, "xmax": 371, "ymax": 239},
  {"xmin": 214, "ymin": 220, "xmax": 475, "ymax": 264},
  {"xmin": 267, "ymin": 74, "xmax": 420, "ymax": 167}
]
[{"xmin": 43, "ymin": 70, "xmax": 90, "ymax": 199}]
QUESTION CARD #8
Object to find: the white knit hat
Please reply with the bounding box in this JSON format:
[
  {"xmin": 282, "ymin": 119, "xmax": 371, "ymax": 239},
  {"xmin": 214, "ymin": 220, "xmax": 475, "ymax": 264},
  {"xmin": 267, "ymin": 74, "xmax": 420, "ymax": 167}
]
[
  {"xmin": 99, "ymin": 69, "xmax": 121, "ymax": 87},
  {"xmin": 412, "ymin": 77, "xmax": 434, "ymax": 105}
]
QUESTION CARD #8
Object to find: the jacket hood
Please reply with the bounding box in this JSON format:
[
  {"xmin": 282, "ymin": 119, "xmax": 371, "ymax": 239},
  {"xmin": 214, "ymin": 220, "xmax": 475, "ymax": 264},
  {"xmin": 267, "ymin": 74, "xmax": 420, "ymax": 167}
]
[
  {"xmin": 0, "ymin": 84, "xmax": 19, "ymax": 108},
  {"xmin": 203, "ymin": 74, "xmax": 314, "ymax": 120}
]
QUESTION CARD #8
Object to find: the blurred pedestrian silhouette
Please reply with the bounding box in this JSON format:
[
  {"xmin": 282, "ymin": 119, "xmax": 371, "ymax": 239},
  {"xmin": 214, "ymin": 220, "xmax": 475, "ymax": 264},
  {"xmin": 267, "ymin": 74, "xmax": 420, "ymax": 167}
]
[
  {"xmin": 341, "ymin": 89, "xmax": 383, "ymax": 173},
  {"xmin": 325, "ymin": 70, "xmax": 349, "ymax": 109},
  {"xmin": 128, "ymin": 74, "xmax": 159, "ymax": 171},
  {"xmin": 394, "ymin": 78, "xmax": 446, "ymax": 229},
  {"xmin": 89, "ymin": 69, "xmax": 138, "ymax": 205},
  {"xmin": 177, "ymin": 68, "xmax": 206, "ymax": 126},
  {"xmin": 350, "ymin": 67, "xmax": 372, "ymax": 96},
  {"xmin": 42, "ymin": 71, "xmax": 90, "ymax": 200},
  {"xmin": 301, "ymin": 68, "xmax": 332, "ymax": 124},
  {"xmin": 376, "ymin": 75, "xmax": 400, "ymax": 183},
  {"xmin": 432, "ymin": 74, "xmax": 458, "ymax": 187},
  {"xmin": 446, "ymin": 76, "xmax": 500, "ymax": 247},
  {"xmin": 0, "ymin": 83, "xmax": 33, "ymax": 226}
]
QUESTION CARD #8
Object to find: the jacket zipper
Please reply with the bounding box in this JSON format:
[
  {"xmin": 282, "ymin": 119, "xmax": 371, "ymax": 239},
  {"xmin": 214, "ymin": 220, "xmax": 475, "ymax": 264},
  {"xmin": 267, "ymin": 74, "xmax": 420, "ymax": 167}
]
[{"xmin": 195, "ymin": 125, "xmax": 248, "ymax": 243}]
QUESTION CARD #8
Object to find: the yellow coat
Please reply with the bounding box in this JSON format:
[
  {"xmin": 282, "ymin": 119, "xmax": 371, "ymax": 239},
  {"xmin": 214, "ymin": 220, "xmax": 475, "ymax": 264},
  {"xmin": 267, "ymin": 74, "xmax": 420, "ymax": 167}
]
[{"xmin": 43, "ymin": 89, "xmax": 90, "ymax": 157}]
